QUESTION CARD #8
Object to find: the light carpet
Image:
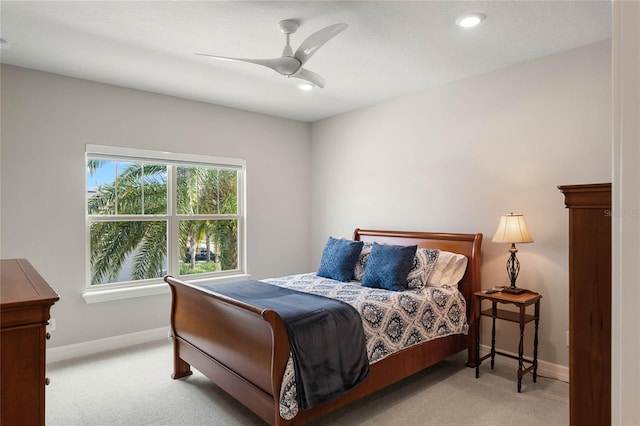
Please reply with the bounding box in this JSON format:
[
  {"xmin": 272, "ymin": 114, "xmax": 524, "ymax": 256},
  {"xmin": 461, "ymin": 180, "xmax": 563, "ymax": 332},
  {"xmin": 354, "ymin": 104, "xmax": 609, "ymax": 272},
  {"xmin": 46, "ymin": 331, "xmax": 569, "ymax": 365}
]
[{"xmin": 46, "ymin": 339, "xmax": 568, "ymax": 425}]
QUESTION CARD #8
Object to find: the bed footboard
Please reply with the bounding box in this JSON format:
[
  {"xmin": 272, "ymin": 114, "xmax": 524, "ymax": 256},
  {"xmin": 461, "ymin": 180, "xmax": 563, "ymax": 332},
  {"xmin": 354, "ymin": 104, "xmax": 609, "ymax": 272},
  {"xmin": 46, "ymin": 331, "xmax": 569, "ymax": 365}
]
[{"xmin": 165, "ymin": 276, "xmax": 290, "ymax": 425}]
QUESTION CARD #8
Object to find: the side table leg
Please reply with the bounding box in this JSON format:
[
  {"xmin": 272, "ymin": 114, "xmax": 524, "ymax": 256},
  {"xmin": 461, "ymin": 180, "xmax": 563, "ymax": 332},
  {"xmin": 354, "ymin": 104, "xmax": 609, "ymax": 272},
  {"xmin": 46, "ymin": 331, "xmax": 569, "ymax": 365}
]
[
  {"xmin": 475, "ymin": 303, "xmax": 481, "ymax": 378},
  {"xmin": 533, "ymin": 301, "xmax": 540, "ymax": 382},
  {"xmin": 518, "ymin": 308, "xmax": 525, "ymax": 393},
  {"xmin": 490, "ymin": 314, "xmax": 496, "ymax": 369}
]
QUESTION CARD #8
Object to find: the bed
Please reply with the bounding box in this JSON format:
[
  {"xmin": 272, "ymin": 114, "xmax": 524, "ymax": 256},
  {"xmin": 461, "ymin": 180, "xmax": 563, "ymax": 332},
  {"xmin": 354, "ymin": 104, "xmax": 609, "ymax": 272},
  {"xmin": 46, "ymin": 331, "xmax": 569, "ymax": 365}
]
[{"xmin": 164, "ymin": 228, "xmax": 482, "ymax": 425}]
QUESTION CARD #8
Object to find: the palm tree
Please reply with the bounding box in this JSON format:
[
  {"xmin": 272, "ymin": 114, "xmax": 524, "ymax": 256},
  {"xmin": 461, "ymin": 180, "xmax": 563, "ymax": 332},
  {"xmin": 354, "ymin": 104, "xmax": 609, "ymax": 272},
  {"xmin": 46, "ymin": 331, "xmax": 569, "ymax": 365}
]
[
  {"xmin": 176, "ymin": 167, "xmax": 239, "ymax": 272},
  {"xmin": 88, "ymin": 161, "xmax": 238, "ymax": 284},
  {"xmin": 88, "ymin": 162, "xmax": 167, "ymax": 284},
  {"xmin": 206, "ymin": 169, "xmax": 238, "ymax": 271}
]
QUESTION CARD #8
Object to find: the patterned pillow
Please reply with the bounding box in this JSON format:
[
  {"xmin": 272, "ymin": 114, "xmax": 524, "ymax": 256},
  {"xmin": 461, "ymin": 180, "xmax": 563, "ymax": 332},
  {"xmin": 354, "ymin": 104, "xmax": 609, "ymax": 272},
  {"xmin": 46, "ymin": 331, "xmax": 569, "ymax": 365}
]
[
  {"xmin": 317, "ymin": 237, "xmax": 364, "ymax": 282},
  {"xmin": 361, "ymin": 243, "xmax": 417, "ymax": 291},
  {"xmin": 353, "ymin": 242, "xmax": 373, "ymax": 281},
  {"xmin": 406, "ymin": 248, "xmax": 440, "ymax": 289},
  {"xmin": 426, "ymin": 251, "xmax": 468, "ymax": 287},
  {"xmin": 355, "ymin": 244, "xmax": 439, "ymax": 289}
]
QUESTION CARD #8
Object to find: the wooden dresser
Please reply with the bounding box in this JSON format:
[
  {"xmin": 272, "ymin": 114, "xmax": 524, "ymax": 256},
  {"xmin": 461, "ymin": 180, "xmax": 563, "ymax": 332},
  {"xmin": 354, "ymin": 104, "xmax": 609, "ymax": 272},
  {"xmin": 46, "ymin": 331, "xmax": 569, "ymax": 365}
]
[
  {"xmin": 1, "ymin": 258, "xmax": 59, "ymax": 426},
  {"xmin": 558, "ymin": 183, "xmax": 611, "ymax": 426}
]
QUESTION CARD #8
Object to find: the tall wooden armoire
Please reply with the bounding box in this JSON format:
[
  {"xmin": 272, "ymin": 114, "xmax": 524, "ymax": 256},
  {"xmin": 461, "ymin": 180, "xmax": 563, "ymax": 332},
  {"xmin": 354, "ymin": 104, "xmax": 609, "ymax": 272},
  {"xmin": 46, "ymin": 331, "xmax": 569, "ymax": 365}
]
[{"xmin": 558, "ymin": 183, "xmax": 611, "ymax": 426}]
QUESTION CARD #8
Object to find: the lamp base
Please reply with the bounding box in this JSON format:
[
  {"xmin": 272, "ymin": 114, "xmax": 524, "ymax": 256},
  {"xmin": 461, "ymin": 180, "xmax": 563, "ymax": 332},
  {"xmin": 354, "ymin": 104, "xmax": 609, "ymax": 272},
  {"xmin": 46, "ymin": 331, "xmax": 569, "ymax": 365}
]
[{"xmin": 502, "ymin": 286, "xmax": 525, "ymax": 295}]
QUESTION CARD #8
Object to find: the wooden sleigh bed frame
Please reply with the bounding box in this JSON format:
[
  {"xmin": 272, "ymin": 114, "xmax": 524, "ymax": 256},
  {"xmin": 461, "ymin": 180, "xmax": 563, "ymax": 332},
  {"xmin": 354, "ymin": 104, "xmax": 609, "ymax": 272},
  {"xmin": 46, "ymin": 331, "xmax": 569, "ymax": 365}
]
[{"xmin": 164, "ymin": 228, "xmax": 483, "ymax": 425}]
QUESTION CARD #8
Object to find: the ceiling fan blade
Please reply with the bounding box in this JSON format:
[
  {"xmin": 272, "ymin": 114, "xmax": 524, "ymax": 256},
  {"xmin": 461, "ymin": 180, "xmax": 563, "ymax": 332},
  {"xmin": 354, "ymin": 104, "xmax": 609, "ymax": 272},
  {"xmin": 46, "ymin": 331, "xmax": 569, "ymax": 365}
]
[
  {"xmin": 294, "ymin": 23, "xmax": 348, "ymax": 66},
  {"xmin": 291, "ymin": 68, "xmax": 326, "ymax": 89},
  {"xmin": 195, "ymin": 53, "xmax": 302, "ymax": 76},
  {"xmin": 195, "ymin": 53, "xmax": 283, "ymax": 71}
]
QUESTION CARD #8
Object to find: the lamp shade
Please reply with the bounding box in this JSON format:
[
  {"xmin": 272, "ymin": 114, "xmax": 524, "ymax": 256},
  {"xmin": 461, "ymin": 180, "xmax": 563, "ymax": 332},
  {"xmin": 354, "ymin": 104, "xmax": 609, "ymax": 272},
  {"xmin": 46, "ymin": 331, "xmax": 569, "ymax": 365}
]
[{"xmin": 492, "ymin": 213, "xmax": 533, "ymax": 244}]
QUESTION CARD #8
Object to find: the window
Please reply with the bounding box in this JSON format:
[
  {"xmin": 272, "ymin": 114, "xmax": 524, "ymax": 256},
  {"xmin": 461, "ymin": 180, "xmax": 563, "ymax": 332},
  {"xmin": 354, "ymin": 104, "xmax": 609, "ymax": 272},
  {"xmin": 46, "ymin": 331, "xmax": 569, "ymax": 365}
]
[{"xmin": 86, "ymin": 145, "xmax": 245, "ymax": 290}]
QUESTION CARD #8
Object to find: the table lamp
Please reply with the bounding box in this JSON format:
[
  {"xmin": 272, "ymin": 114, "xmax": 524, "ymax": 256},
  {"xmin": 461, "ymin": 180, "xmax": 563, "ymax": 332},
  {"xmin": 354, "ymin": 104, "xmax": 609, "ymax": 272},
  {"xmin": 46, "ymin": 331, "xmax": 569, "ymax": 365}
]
[{"xmin": 492, "ymin": 212, "xmax": 533, "ymax": 294}]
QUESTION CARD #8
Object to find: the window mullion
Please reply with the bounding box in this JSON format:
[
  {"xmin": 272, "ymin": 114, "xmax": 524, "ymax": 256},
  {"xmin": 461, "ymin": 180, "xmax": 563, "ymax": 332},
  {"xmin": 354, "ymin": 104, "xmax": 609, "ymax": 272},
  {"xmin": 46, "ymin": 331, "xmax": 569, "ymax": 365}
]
[
  {"xmin": 168, "ymin": 164, "xmax": 179, "ymax": 277},
  {"xmin": 114, "ymin": 161, "xmax": 118, "ymax": 215},
  {"xmin": 141, "ymin": 163, "xmax": 145, "ymax": 214}
]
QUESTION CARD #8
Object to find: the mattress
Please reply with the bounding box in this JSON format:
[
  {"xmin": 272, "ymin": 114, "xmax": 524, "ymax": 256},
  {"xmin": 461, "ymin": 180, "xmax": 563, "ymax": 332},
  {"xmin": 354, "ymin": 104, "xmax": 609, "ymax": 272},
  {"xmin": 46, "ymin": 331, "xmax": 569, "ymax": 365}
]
[{"xmin": 262, "ymin": 273, "xmax": 469, "ymax": 419}]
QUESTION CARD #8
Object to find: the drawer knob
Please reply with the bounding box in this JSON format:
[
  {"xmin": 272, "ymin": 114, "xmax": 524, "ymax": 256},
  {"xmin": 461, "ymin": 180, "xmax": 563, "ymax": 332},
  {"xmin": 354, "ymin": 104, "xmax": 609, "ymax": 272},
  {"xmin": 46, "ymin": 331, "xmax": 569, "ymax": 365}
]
[
  {"xmin": 46, "ymin": 332, "xmax": 51, "ymax": 340},
  {"xmin": 45, "ymin": 377, "xmax": 50, "ymax": 386}
]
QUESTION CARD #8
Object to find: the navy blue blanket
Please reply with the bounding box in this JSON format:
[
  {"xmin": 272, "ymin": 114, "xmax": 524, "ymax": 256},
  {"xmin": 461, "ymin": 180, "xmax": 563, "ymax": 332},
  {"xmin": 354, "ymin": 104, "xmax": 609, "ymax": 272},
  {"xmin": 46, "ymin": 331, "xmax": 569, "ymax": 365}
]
[{"xmin": 196, "ymin": 280, "xmax": 370, "ymax": 409}]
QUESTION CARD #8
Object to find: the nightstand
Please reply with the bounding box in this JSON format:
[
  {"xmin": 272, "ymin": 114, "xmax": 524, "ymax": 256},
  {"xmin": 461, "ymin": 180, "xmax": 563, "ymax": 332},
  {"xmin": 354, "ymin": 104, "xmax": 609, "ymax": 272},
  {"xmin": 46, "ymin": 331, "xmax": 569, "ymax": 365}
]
[{"xmin": 474, "ymin": 289, "xmax": 542, "ymax": 392}]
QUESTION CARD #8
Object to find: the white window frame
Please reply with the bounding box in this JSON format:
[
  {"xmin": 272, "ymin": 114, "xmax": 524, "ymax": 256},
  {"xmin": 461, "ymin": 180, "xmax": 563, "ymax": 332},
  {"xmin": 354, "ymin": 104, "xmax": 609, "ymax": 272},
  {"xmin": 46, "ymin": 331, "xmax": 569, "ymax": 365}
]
[{"xmin": 83, "ymin": 145, "xmax": 248, "ymax": 303}]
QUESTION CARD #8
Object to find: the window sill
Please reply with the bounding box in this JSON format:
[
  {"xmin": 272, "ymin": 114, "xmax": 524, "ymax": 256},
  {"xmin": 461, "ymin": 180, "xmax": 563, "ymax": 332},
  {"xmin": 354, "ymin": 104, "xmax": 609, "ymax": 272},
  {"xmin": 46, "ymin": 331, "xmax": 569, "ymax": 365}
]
[{"xmin": 82, "ymin": 273, "xmax": 251, "ymax": 304}]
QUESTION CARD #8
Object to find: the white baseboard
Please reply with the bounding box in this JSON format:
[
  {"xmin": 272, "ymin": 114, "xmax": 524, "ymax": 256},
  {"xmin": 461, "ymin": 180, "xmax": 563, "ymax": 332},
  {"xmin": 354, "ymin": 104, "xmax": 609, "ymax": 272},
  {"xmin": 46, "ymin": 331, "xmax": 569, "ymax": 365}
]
[
  {"xmin": 479, "ymin": 344, "xmax": 569, "ymax": 383},
  {"xmin": 46, "ymin": 331, "xmax": 569, "ymax": 384},
  {"xmin": 47, "ymin": 326, "xmax": 170, "ymax": 364}
]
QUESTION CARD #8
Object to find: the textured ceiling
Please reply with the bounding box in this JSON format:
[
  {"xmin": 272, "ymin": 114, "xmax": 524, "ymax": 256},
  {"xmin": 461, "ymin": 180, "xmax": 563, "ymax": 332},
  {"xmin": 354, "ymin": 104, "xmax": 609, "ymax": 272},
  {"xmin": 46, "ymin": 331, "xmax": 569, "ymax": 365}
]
[{"xmin": 0, "ymin": 1, "xmax": 611, "ymax": 122}]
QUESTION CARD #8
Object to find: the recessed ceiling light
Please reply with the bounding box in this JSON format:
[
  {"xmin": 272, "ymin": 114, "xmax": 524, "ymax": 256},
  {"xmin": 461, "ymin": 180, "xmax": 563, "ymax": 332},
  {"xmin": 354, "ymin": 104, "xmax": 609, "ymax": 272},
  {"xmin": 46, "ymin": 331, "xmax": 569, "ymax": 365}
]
[{"xmin": 456, "ymin": 13, "xmax": 485, "ymax": 28}]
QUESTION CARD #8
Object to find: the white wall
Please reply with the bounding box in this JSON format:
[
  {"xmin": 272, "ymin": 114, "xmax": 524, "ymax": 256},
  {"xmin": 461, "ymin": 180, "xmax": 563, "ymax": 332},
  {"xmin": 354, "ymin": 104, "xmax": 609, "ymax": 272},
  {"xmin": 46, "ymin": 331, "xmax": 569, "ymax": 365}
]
[
  {"xmin": 310, "ymin": 40, "xmax": 612, "ymax": 367},
  {"xmin": 0, "ymin": 39, "xmax": 616, "ymax": 371},
  {"xmin": 612, "ymin": 1, "xmax": 640, "ymax": 423},
  {"xmin": 0, "ymin": 65, "xmax": 312, "ymax": 347}
]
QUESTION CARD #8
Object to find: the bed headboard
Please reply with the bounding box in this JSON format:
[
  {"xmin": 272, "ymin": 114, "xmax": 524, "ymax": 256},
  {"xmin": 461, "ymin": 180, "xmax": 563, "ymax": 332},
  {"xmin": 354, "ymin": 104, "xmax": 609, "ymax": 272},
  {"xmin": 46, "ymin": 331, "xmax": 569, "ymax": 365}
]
[{"xmin": 352, "ymin": 228, "xmax": 483, "ymax": 320}]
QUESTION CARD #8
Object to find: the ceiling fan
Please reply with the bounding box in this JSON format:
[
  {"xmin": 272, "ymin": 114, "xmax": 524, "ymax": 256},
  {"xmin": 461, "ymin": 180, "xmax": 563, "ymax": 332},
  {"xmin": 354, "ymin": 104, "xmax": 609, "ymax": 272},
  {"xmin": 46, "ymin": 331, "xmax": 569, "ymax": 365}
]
[{"xmin": 195, "ymin": 20, "xmax": 348, "ymax": 89}]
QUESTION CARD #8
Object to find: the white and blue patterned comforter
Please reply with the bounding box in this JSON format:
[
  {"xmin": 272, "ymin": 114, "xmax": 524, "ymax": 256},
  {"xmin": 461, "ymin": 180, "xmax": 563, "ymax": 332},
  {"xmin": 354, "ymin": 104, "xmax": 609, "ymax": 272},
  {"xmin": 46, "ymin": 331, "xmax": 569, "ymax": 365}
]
[{"xmin": 262, "ymin": 273, "xmax": 469, "ymax": 420}]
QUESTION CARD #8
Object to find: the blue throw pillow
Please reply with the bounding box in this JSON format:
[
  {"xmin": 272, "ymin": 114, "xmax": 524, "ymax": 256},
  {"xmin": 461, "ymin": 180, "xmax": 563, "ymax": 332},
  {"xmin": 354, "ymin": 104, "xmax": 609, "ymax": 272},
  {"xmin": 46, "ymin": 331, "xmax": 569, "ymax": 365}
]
[
  {"xmin": 361, "ymin": 243, "xmax": 418, "ymax": 291},
  {"xmin": 317, "ymin": 237, "xmax": 364, "ymax": 282}
]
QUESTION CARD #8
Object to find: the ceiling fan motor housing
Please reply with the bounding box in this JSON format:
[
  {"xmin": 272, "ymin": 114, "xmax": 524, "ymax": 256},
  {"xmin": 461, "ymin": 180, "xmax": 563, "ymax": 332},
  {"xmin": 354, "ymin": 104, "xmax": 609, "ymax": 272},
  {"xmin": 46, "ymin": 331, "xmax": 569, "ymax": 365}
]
[{"xmin": 274, "ymin": 57, "xmax": 302, "ymax": 76}]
